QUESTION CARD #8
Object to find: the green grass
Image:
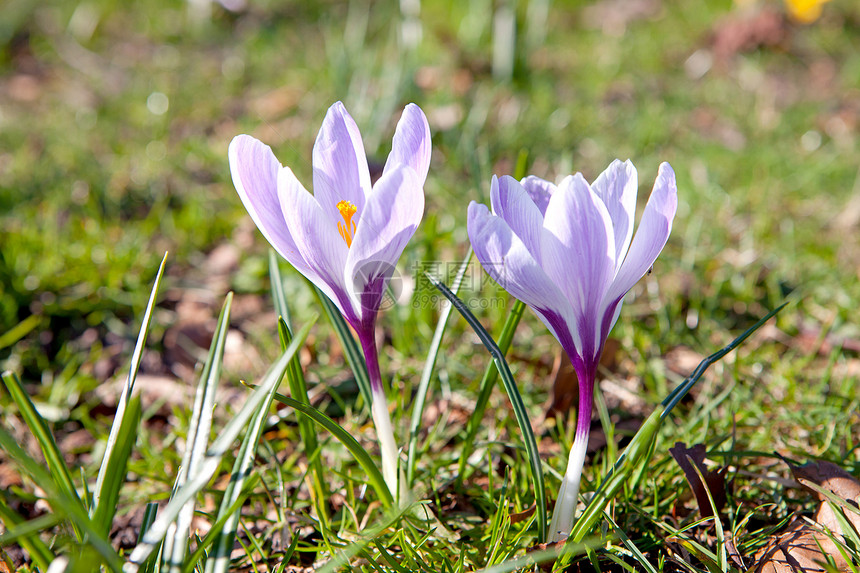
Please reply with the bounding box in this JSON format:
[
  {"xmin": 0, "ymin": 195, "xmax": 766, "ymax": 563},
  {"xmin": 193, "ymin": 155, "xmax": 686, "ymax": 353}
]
[{"xmin": 1, "ymin": 0, "xmax": 859, "ymax": 570}]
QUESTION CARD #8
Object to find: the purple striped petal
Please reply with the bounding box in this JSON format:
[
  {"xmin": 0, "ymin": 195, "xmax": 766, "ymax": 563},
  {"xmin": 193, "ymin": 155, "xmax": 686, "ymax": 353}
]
[
  {"xmin": 602, "ymin": 162, "xmax": 678, "ymax": 326},
  {"xmin": 228, "ymin": 135, "xmax": 316, "ymax": 279},
  {"xmin": 346, "ymin": 165, "xmax": 423, "ymax": 321},
  {"xmin": 490, "ymin": 175, "xmax": 545, "ymax": 262},
  {"xmin": 277, "ymin": 166, "xmax": 357, "ymax": 323},
  {"xmin": 541, "ymin": 174, "xmax": 616, "ymax": 316},
  {"xmin": 468, "ymin": 202, "xmax": 574, "ymax": 344},
  {"xmin": 540, "ymin": 174, "xmax": 616, "ymax": 362},
  {"xmin": 383, "ymin": 103, "xmax": 431, "ymax": 185},
  {"xmin": 520, "ymin": 175, "xmax": 557, "ymax": 217},
  {"xmin": 312, "ymin": 102, "xmax": 372, "ymax": 225},
  {"xmin": 591, "ymin": 159, "xmax": 637, "ymax": 272}
]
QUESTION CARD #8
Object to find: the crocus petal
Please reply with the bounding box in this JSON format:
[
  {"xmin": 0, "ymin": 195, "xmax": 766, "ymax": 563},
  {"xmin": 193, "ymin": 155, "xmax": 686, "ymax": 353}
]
[
  {"xmin": 591, "ymin": 159, "xmax": 637, "ymax": 271},
  {"xmin": 312, "ymin": 101, "xmax": 372, "ymax": 224},
  {"xmin": 520, "ymin": 175, "xmax": 557, "ymax": 217},
  {"xmin": 468, "ymin": 202, "xmax": 574, "ymax": 344},
  {"xmin": 345, "ymin": 165, "xmax": 423, "ymax": 322},
  {"xmin": 228, "ymin": 135, "xmax": 318, "ymax": 279},
  {"xmin": 601, "ymin": 163, "xmax": 678, "ymax": 339},
  {"xmin": 602, "ymin": 162, "xmax": 678, "ymax": 325},
  {"xmin": 541, "ymin": 174, "xmax": 616, "ymax": 316},
  {"xmin": 383, "ymin": 103, "xmax": 431, "ymax": 186},
  {"xmin": 490, "ymin": 175, "xmax": 545, "ymax": 262},
  {"xmin": 540, "ymin": 174, "xmax": 616, "ymax": 361},
  {"xmin": 277, "ymin": 167, "xmax": 357, "ymax": 323}
]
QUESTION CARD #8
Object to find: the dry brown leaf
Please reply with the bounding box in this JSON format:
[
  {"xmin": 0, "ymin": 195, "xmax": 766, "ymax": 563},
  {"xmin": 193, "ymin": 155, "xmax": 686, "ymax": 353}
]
[
  {"xmin": 669, "ymin": 442, "xmax": 728, "ymax": 518},
  {"xmin": 755, "ymin": 519, "xmax": 835, "ymax": 573},
  {"xmin": 794, "ymin": 460, "xmax": 860, "ymax": 560},
  {"xmin": 789, "ymin": 460, "xmax": 860, "ymax": 503},
  {"xmin": 752, "ymin": 460, "xmax": 860, "ymax": 572},
  {"xmin": 509, "ymin": 504, "xmax": 536, "ymax": 524}
]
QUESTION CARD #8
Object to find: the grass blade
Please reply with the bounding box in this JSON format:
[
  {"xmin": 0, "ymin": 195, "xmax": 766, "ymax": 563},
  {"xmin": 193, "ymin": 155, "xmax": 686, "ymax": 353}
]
[
  {"xmin": 279, "ymin": 316, "xmax": 331, "ymax": 521},
  {"xmin": 427, "ymin": 274, "xmax": 547, "ymax": 543},
  {"xmin": 603, "ymin": 512, "xmax": 659, "ymax": 573},
  {"xmin": 270, "ymin": 254, "xmax": 329, "ymax": 528},
  {"xmin": 126, "ymin": 315, "xmax": 316, "ymax": 571},
  {"xmin": 92, "ymin": 393, "xmax": 142, "ymax": 536},
  {"xmin": 473, "ymin": 537, "xmax": 605, "ymax": 573},
  {"xmin": 273, "ymin": 392, "xmax": 394, "ymax": 507},
  {"xmin": 186, "ymin": 480, "xmax": 260, "ymax": 573},
  {"xmin": 486, "ymin": 471, "xmax": 511, "ymax": 566},
  {"xmin": 0, "ymin": 370, "xmax": 85, "ymax": 540},
  {"xmin": 204, "ymin": 326, "xmax": 297, "ymax": 572},
  {"xmin": 454, "ymin": 149, "xmax": 530, "ymax": 486},
  {"xmin": 0, "ymin": 499, "xmax": 55, "ymax": 569},
  {"xmin": 315, "ymin": 504, "xmax": 413, "ymax": 573},
  {"xmin": 0, "ymin": 426, "xmax": 123, "ymax": 571},
  {"xmin": 93, "ymin": 252, "xmax": 167, "ymax": 515},
  {"xmin": 0, "ymin": 313, "xmax": 41, "ymax": 351},
  {"xmin": 688, "ymin": 458, "xmax": 727, "ymax": 570},
  {"xmin": 661, "ymin": 302, "xmax": 788, "ymax": 416},
  {"xmin": 457, "ymin": 299, "xmax": 525, "ymax": 484},
  {"xmin": 138, "ymin": 502, "xmax": 160, "ymax": 573},
  {"xmin": 819, "ymin": 500, "xmax": 860, "ymax": 568},
  {"xmin": 407, "ymin": 248, "xmax": 472, "ymax": 486},
  {"xmin": 162, "ymin": 293, "xmax": 233, "ymax": 571},
  {"xmin": 0, "ymin": 512, "xmax": 61, "ymax": 547}
]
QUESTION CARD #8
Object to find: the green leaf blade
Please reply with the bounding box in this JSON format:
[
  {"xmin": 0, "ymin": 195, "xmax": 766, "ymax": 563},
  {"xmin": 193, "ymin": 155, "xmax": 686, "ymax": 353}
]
[{"xmin": 427, "ymin": 275, "xmax": 547, "ymax": 543}]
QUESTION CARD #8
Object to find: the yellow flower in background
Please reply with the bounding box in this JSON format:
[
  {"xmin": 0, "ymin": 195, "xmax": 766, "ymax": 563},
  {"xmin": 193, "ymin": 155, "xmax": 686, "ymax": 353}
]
[{"xmin": 785, "ymin": 0, "xmax": 831, "ymax": 23}]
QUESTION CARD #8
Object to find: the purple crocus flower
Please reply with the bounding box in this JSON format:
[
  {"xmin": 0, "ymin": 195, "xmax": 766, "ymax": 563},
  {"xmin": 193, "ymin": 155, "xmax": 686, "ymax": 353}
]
[
  {"xmin": 229, "ymin": 101, "xmax": 431, "ymax": 499},
  {"xmin": 467, "ymin": 160, "xmax": 677, "ymax": 541}
]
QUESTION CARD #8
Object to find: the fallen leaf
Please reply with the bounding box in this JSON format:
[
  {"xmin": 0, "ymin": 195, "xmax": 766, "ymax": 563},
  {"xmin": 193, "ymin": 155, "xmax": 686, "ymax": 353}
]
[
  {"xmin": 792, "ymin": 459, "xmax": 860, "ymax": 555},
  {"xmin": 752, "ymin": 459, "xmax": 860, "ymax": 572},
  {"xmin": 669, "ymin": 442, "xmax": 728, "ymax": 518},
  {"xmin": 509, "ymin": 504, "xmax": 536, "ymax": 524},
  {"xmin": 725, "ymin": 532, "xmax": 747, "ymax": 569},
  {"xmin": 788, "ymin": 459, "xmax": 860, "ymax": 503},
  {"xmin": 754, "ymin": 519, "xmax": 833, "ymax": 573}
]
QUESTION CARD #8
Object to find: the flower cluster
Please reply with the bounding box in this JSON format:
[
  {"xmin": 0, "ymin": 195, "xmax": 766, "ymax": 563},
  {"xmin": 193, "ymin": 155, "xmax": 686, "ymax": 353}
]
[{"xmin": 229, "ymin": 102, "xmax": 677, "ymax": 535}]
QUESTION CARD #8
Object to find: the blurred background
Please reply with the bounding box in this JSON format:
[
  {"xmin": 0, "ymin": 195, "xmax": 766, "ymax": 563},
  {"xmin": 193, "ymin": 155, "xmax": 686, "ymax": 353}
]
[{"xmin": 1, "ymin": 0, "xmax": 858, "ymax": 418}]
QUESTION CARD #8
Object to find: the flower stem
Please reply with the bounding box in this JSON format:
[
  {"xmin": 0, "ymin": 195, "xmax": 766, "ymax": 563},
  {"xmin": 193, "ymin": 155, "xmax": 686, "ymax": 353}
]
[
  {"xmin": 549, "ymin": 426, "xmax": 590, "ymax": 542},
  {"xmin": 359, "ymin": 330, "xmax": 409, "ymax": 503},
  {"xmin": 370, "ymin": 387, "xmax": 401, "ymax": 499},
  {"xmin": 549, "ymin": 374, "xmax": 594, "ymax": 542}
]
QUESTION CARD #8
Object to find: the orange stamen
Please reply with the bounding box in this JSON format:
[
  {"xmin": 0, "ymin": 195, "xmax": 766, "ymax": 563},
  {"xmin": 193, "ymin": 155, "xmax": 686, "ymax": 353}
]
[{"xmin": 336, "ymin": 200, "xmax": 358, "ymax": 247}]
